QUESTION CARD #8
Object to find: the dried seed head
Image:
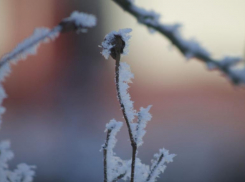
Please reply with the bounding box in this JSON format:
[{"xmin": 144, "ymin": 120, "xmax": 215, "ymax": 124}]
[{"xmin": 100, "ymin": 28, "xmax": 132, "ymax": 60}]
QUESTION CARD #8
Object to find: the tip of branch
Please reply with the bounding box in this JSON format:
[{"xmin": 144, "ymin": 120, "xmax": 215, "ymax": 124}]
[
  {"xmin": 59, "ymin": 11, "xmax": 97, "ymax": 33},
  {"xmin": 100, "ymin": 28, "xmax": 132, "ymax": 60}
]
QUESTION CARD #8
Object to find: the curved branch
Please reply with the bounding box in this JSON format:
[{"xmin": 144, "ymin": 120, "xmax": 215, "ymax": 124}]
[
  {"xmin": 113, "ymin": 0, "xmax": 245, "ymax": 85},
  {"xmin": 0, "ymin": 11, "xmax": 96, "ymax": 81}
]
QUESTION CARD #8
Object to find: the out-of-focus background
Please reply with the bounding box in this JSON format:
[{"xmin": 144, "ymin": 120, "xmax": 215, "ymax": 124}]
[{"xmin": 0, "ymin": 0, "xmax": 245, "ymax": 181}]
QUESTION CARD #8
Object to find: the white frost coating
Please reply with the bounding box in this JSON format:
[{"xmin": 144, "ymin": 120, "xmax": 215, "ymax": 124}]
[
  {"xmin": 100, "ymin": 28, "xmax": 132, "ymax": 59},
  {"xmin": 0, "ymin": 141, "xmax": 14, "ymax": 167},
  {"xmin": 229, "ymin": 67, "xmax": 245, "ymax": 84},
  {"xmin": 134, "ymin": 158, "xmax": 150, "ymax": 182},
  {"xmin": 0, "ymin": 27, "xmax": 59, "ymax": 128},
  {"xmin": 148, "ymin": 148, "xmax": 176, "ymax": 182},
  {"xmin": 8, "ymin": 164, "xmax": 36, "ymax": 182},
  {"xmin": 0, "ymin": 141, "xmax": 14, "ymax": 182},
  {"xmin": 102, "ymin": 60, "xmax": 176, "ymax": 181},
  {"xmin": 0, "ymin": 20, "xmax": 61, "ymax": 182},
  {"xmin": 104, "ymin": 119, "xmax": 127, "ymax": 182},
  {"xmin": 0, "ymin": 141, "xmax": 36, "ymax": 182},
  {"xmin": 68, "ymin": 11, "xmax": 97, "ymax": 30},
  {"xmin": 136, "ymin": 105, "xmax": 152, "ymax": 147},
  {"xmin": 0, "ymin": 27, "xmax": 60, "ymax": 82},
  {"xmin": 219, "ymin": 56, "xmax": 241, "ymax": 67},
  {"xmin": 105, "ymin": 119, "xmax": 123, "ymax": 151},
  {"xmin": 129, "ymin": 0, "xmax": 211, "ymax": 59},
  {"xmin": 131, "ymin": 5, "xmax": 160, "ymax": 27},
  {"xmin": 120, "ymin": 158, "xmax": 150, "ymax": 182},
  {"xmin": 119, "ymin": 62, "xmax": 137, "ymax": 134},
  {"xmin": 176, "ymin": 37, "xmax": 210, "ymax": 60}
]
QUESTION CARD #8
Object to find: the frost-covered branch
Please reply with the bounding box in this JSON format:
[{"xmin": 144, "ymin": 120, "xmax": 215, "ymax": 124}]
[
  {"xmin": 0, "ymin": 11, "xmax": 97, "ymax": 182},
  {"xmin": 135, "ymin": 105, "xmax": 152, "ymax": 147},
  {"xmin": 101, "ymin": 29, "xmax": 175, "ymax": 182},
  {"xmin": 0, "ymin": 11, "xmax": 96, "ymax": 82},
  {"xmin": 102, "ymin": 120, "xmax": 128, "ymax": 182},
  {"xmin": 147, "ymin": 148, "xmax": 176, "ymax": 182},
  {"xmin": 113, "ymin": 0, "xmax": 245, "ymax": 85},
  {"xmin": 101, "ymin": 29, "xmax": 138, "ymax": 182}
]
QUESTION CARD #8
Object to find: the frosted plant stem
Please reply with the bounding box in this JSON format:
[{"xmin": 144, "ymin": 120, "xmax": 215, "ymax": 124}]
[
  {"xmin": 112, "ymin": 173, "xmax": 126, "ymax": 182},
  {"xmin": 146, "ymin": 153, "xmax": 164, "ymax": 181},
  {"xmin": 114, "ymin": 52, "xmax": 137, "ymax": 182},
  {"xmin": 112, "ymin": 0, "xmax": 244, "ymax": 85},
  {"xmin": 103, "ymin": 129, "xmax": 111, "ymax": 182}
]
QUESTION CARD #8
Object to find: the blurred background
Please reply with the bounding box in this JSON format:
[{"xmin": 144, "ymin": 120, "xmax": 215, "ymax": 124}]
[{"xmin": 0, "ymin": 0, "xmax": 245, "ymax": 181}]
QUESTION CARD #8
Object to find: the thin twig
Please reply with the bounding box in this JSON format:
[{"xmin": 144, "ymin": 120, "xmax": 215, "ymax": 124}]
[
  {"xmin": 0, "ymin": 26, "xmax": 61, "ymax": 68},
  {"xmin": 0, "ymin": 11, "xmax": 96, "ymax": 71},
  {"xmin": 146, "ymin": 153, "xmax": 164, "ymax": 181},
  {"xmin": 113, "ymin": 0, "xmax": 244, "ymax": 85},
  {"xmin": 103, "ymin": 129, "xmax": 112, "ymax": 182},
  {"xmin": 112, "ymin": 35, "xmax": 137, "ymax": 182},
  {"xmin": 112, "ymin": 172, "xmax": 126, "ymax": 182}
]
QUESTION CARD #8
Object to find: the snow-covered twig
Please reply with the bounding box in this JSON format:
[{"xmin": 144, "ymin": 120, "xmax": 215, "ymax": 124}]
[
  {"xmin": 101, "ymin": 29, "xmax": 175, "ymax": 182},
  {"xmin": 102, "ymin": 120, "xmax": 127, "ymax": 182},
  {"xmin": 0, "ymin": 11, "xmax": 96, "ymax": 182},
  {"xmin": 0, "ymin": 11, "xmax": 96, "ymax": 82},
  {"xmin": 101, "ymin": 29, "xmax": 138, "ymax": 182},
  {"xmin": 113, "ymin": 0, "xmax": 245, "ymax": 85},
  {"xmin": 147, "ymin": 148, "xmax": 176, "ymax": 182}
]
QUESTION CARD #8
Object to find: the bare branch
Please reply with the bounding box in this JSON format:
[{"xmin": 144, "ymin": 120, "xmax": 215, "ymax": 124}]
[{"xmin": 113, "ymin": 0, "xmax": 245, "ymax": 85}]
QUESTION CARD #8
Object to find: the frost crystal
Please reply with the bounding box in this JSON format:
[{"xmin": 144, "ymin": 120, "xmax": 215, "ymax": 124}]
[
  {"xmin": 136, "ymin": 105, "xmax": 152, "ymax": 147},
  {"xmin": 0, "ymin": 141, "xmax": 35, "ymax": 182},
  {"xmin": 219, "ymin": 56, "xmax": 241, "ymax": 67},
  {"xmin": 119, "ymin": 62, "xmax": 137, "ymax": 132},
  {"xmin": 148, "ymin": 148, "xmax": 176, "ymax": 182},
  {"xmin": 104, "ymin": 119, "xmax": 123, "ymax": 152},
  {"xmin": 0, "ymin": 141, "xmax": 14, "ymax": 167},
  {"xmin": 134, "ymin": 158, "xmax": 150, "ymax": 182},
  {"xmin": 229, "ymin": 67, "xmax": 245, "ymax": 84},
  {"xmin": 0, "ymin": 24, "xmax": 57, "ymax": 182},
  {"xmin": 0, "ymin": 27, "xmax": 60, "ymax": 82},
  {"xmin": 103, "ymin": 119, "xmax": 128, "ymax": 182},
  {"xmin": 100, "ymin": 28, "xmax": 132, "ymax": 59},
  {"xmin": 131, "ymin": 5, "xmax": 160, "ymax": 28},
  {"xmin": 66, "ymin": 11, "xmax": 97, "ymax": 32},
  {"xmin": 8, "ymin": 164, "xmax": 36, "ymax": 182}
]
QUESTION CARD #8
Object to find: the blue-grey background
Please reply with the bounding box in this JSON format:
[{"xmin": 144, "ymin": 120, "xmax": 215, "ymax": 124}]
[{"xmin": 0, "ymin": 0, "xmax": 245, "ymax": 182}]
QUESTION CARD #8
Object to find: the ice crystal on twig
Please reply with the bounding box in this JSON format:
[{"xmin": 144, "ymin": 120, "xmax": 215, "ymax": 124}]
[
  {"xmin": 100, "ymin": 28, "xmax": 132, "ymax": 59},
  {"xmin": 135, "ymin": 105, "xmax": 152, "ymax": 147},
  {"xmin": 119, "ymin": 62, "xmax": 137, "ymax": 133},
  {"xmin": 103, "ymin": 119, "xmax": 129, "ymax": 182},
  {"xmin": 147, "ymin": 148, "xmax": 176, "ymax": 182}
]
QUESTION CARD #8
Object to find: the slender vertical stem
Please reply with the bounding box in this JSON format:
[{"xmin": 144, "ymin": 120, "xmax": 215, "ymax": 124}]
[
  {"xmin": 103, "ymin": 130, "xmax": 112, "ymax": 182},
  {"xmin": 114, "ymin": 52, "xmax": 137, "ymax": 182}
]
